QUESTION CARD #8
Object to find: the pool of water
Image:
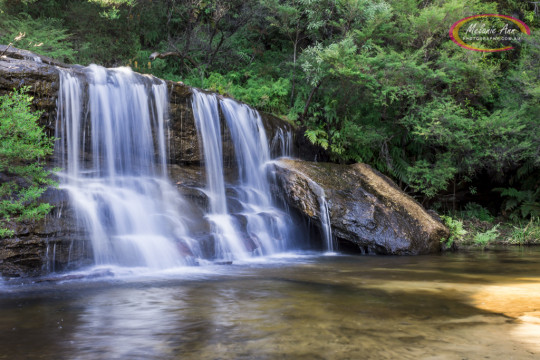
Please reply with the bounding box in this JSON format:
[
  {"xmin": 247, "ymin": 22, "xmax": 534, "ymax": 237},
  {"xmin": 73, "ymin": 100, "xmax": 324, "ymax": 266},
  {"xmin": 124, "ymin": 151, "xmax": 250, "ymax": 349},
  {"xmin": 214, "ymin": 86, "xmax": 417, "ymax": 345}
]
[{"xmin": 1, "ymin": 248, "xmax": 540, "ymax": 359}]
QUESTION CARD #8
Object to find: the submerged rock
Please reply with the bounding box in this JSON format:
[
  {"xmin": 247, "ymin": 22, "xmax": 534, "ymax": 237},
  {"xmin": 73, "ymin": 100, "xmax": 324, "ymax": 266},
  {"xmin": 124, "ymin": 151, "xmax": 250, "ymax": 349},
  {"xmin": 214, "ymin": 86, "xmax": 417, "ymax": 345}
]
[{"xmin": 272, "ymin": 159, "xmax": 448, "ymax": 255}]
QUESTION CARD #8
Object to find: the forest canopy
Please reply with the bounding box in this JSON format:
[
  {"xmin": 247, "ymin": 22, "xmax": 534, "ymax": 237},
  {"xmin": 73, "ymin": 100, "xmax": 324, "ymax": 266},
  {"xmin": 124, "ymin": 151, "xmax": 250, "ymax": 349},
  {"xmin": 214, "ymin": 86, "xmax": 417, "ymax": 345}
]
[{"xmin": 0, "ymin": 0, "xmax": 538, "ymax": 220}]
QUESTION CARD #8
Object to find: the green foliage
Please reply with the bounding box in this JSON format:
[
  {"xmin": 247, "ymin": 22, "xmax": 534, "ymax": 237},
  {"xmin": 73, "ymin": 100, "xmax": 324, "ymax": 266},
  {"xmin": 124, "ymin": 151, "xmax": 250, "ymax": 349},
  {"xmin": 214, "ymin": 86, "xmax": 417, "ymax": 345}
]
[
  {"xmin": 65, "ymin": 0, "xmax": 139, "ymax": 65},
  {"xmin": 184, "ymin": 70, "xmax": 291, "ymax": 114},
  {"xmin": 473, "ymin": 224, "xmax": 499, "ymax": 246},
  {"xmin": 508, "ymin": 218, "xmax": 540, "ymax": 245},
  {"xmin": 407, "ymin": 157, "xmax": 456, "ymax": 199},
  {"xmin": 461, "ymin": 203, "xmax": 494, "ymax": 223},
  {"xmin": 0, "ymin": 88, "xmax": 57, "ymax": 237},
  {"xmin": 440, "ymin": 215, "xmax": 467, "ymax": 249},
  {"xmin": 0, "ymin": 13, "xmax": 75, "ymax": 62},
  {"xmin": 496, "ymin": 187, "xmax": 540, "ymax": 220}
]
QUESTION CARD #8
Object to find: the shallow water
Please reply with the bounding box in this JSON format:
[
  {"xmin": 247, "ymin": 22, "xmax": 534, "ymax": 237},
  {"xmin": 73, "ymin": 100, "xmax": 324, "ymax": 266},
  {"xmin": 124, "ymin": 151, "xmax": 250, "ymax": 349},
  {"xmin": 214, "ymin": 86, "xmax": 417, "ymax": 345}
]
[{"xmin": 1, "ymin": 249, "xmax": 540, "ymax": 359}]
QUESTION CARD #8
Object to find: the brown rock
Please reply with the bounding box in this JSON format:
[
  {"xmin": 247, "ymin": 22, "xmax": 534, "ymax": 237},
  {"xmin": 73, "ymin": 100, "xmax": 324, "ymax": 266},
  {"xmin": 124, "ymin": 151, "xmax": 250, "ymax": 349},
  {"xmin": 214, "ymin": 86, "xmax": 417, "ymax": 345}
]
[{"xmin": 272, "ymin": 159, "xmax": 449, "ymax": 254}]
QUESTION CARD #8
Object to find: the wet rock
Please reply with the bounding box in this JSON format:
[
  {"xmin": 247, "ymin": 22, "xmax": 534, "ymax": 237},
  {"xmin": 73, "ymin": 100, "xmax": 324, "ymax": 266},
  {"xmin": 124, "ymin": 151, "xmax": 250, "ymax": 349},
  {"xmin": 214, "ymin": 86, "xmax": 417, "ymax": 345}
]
[
  {"xmin": 0, "ymin": 188, "xmax": 92, "ymax": 278},
  {"xmin": 168, "ymin": 82, "xmax": 200, "ymax": 164},
  {"xmin": 272, "ymin": 159, "xmax": 449, "ymax": 255}
]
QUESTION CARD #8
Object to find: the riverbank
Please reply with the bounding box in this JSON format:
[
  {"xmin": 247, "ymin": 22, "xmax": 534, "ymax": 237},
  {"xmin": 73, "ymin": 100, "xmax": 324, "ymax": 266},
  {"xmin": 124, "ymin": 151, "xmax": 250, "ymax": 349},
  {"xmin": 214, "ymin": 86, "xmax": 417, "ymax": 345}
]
[{"xmin": 442, "ymin": 215, "xmax": 540, "ymax": 250}]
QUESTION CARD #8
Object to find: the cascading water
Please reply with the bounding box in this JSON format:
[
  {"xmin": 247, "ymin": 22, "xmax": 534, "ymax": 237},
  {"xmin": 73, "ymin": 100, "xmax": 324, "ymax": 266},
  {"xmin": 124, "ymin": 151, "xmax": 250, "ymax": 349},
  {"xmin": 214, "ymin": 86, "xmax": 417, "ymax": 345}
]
[
  {"xmin": 191, "ymin": 90, "xmax": 248, "ymax": 260},
  {"xmin": 318, "ymin": 194, "xmax": 334, "ymax": 253},
  {"xmin": 192, "ymin": 90, "xmax": 296, "ymax": 261},
  {"xmin": 270, "ymin": 127, "xmax": 293, "ymax": 158},
  {"xmin": 56, "ymin": 65, "xmax": 199, "ymax": 269},
  {"xmin": 221, "ymin": 98, "xmax": 294, "ymax": 255},
  {"xmin": 53, "ymin": 66, "xmax": 312, "ymax": 270}
]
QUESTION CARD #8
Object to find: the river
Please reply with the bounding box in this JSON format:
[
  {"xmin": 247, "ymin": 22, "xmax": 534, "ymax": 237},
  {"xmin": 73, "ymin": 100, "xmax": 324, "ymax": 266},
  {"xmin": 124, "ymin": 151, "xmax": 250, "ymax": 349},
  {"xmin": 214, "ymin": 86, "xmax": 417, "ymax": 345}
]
[{"xmin": 1, "ymin": 248, "xmax": 539, "ymax": 359}]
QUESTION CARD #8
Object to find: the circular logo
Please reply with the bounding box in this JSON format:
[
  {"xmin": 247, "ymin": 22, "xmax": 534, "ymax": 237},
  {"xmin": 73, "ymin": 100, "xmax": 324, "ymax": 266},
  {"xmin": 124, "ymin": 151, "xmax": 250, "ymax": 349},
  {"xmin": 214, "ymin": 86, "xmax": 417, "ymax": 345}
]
[{"xmin": 449, "ymin": 14, "xmax": 531, "ymax": 52}]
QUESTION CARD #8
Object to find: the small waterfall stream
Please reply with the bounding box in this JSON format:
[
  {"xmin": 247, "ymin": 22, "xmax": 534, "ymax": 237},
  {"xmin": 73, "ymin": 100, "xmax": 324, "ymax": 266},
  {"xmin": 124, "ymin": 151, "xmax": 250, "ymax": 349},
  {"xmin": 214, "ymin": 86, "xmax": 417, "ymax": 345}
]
[
  {"xmin": 192, "ymin": 90, "xmax": 295, "ymax": 260},
  {"xmin": 306, "ymin": 179, "xmax": 334, "ymax": 253},
  {"xmin": 319, "ymin": 195, "xmax": 334, "ymax": 253},
  {"xmin": 191, "ymin": 90, "xmax": 247, "ymax": 260},
  {"xmin": 270, "ymin": 127, "xmax": 293, "ymax": 158}
]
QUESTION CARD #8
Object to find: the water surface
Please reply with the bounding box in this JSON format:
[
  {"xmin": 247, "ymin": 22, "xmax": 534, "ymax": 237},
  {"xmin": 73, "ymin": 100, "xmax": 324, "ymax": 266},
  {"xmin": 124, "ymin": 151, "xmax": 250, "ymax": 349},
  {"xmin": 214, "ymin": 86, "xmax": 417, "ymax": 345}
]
[{"xmin": 1, "ymin": 249, "xmax": 540, "ymax": 359}]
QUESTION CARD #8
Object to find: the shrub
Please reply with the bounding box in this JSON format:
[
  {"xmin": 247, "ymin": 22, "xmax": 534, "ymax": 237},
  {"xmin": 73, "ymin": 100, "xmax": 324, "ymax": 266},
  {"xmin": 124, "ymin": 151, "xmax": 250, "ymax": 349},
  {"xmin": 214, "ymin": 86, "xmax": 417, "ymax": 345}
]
[
  {"xmin": 462, "ymin": 203, "xmax": 494, "ymax": 223},
  {"xmin": 508, "ymin": 218, "xmax": 540, "ymax": 245},
  {"xmin": 473, "ymin": 225, "xmax": 499, "ymax": 246},
  {"xmin": 440, "ymin": 215, "xmax": 467, "ymax": 249},
  {"xmin": 0, "ymin": 14, "xmax": 76, "ymax": 63},
  {"xmin": 0, "ymin": 88, "xmax": 57, "ymax": 237}
]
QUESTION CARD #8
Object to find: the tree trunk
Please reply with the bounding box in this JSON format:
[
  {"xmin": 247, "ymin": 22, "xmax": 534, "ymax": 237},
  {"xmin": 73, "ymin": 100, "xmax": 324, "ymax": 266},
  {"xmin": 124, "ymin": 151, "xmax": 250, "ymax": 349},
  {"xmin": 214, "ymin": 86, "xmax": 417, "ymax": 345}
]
[
  {"xmin": 301, "ymin": 81, "xmax": 322, "ymax": 122},
  {"xmin": 290, "ymin": 34, "xmax": 298, "ymax": 108}
]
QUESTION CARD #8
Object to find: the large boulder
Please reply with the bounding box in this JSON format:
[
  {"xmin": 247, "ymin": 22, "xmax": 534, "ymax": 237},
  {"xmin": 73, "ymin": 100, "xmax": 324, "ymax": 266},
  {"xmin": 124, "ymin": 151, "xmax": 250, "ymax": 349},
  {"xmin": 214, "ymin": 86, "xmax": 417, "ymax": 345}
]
[{"xmin": 272, "ymin": 159, "xmax": 449, "ymax": 255}]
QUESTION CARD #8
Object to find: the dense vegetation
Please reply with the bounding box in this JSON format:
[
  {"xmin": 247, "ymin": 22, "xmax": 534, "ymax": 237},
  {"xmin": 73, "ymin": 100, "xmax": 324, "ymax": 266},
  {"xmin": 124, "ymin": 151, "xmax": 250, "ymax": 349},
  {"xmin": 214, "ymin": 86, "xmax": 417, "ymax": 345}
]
[
  {"xmin": 0, "ymin": 0, "xmax": 538, "ymax": 242},
  {"xmin": 0, "ymin": 88, "xmax": 57, "ymax": 237}
]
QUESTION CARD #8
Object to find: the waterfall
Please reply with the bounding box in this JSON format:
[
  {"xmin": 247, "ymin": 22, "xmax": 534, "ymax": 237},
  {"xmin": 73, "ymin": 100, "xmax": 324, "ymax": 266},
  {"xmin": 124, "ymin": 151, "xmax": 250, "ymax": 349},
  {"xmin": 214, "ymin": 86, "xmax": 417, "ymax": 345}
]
[
  {"xmin": 270, "ymin": 127, "xmax": 293, "ymax": 158},
  {"xmin": 192, "ymin": 90, "xmax": 295, "ymax": 261},
  {"xmin": 56, "ymin": 66, "xmax": 199, "ymax": 269},
  {"xmin": 191, "ymin": 90, "xmax": 248, "ymax": 260},
  {"xmin": 304, "ymin": 178, "xmax": 334, "ymax": 252},
  {"xmin": 54, "ymin": 66, "xmax": 308, "ymax": 270},
  {"xmin": 318, "ymin": 195, "xmax": 334, "ymax": 253},
  {"xmin": 220, "ymin": 98, "xmax": 294, "ymax": 255}
]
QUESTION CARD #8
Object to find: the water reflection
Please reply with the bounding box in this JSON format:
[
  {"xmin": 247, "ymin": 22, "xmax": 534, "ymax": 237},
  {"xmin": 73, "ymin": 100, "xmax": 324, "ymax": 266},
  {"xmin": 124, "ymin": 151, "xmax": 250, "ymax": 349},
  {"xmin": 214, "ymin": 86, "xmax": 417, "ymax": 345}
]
[{"xmin": 1, "ymin": 249, "xmax": 540, "ymax": 359}]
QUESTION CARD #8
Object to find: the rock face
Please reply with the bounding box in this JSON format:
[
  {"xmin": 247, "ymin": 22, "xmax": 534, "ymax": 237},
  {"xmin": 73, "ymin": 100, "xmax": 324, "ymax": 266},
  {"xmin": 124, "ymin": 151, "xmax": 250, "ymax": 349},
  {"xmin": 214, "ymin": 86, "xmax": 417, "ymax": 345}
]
[
  {"xmin": 272, "ymin": 159, "xmax": 448, "ymax": 255},
  {"xmin": 0, "ymin": 188, "xmax": 92, "ymax": 278}
]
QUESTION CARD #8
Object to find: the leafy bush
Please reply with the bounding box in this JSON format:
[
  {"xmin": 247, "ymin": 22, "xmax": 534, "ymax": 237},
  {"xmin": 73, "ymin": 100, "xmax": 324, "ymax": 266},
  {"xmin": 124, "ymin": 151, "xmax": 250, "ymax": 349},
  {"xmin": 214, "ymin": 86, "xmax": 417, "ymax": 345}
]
[
  {"xmin": 440, "ymin": 215, "xmax": 467, "ymax": 249},
  {"xmin": 461, "ymin": 203, "xmax": 494, "ymax": 223},
  {"xmin": 473, "ymin": 225, "xmax": 499, "ymax": 246},
  {"xmin": 496, "ymin": 187, "xmax": 540, "ymax": 220},
  {"xmin": 0, "ymin": 88, "xmax": 57, "ymax": 237},
  {"xmin": 0, "ymin": 14, "xmax": 76, "ymax": 62},
  {"xmin": 184, "ymin": 71, "xmax": 291, "ymax": 115}
]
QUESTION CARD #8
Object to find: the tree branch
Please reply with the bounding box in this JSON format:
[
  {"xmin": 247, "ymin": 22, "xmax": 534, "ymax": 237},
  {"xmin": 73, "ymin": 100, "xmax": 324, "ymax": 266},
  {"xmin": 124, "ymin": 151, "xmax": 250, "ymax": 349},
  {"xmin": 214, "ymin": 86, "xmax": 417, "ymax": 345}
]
[
  {"xmin": 302, "ymin": 81, "xmax": 322, "ymax": 122},
  {"xmin": 149, "ymin": 51, "xmax": 198, "ymax": 68}
]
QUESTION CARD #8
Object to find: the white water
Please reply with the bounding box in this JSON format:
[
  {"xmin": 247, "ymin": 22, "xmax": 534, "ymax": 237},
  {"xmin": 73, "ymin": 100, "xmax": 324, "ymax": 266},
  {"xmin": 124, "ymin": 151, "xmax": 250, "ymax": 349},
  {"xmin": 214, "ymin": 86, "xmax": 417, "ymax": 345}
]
[
  {"xmin": 270, "ymin": 127, "xmax": 293, "ymax": 158},
  {"xmin": 191, "ymin": 90, "xmax": 248, "ymax": 260},
  {"xmin": 302, "ymin": 177, "xmax": 334, "ymax": 252},
  {"xmin": 220, "ymin": 98, "xmax": 294, "ymax": 255},
  {"xmin": 318, "ymin": 195, "xmax": 334, "ymax": 253},
  {"xmin": 56, "ymin": 66, "xmax": 199, "ymax": 269},
  {"xmin": 53, "ymin": 69, "xmax": 310, "ymax": 270},
  {"xmin": 192, "ymin": 91, "xmax": 296, "ymax": 260}
]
